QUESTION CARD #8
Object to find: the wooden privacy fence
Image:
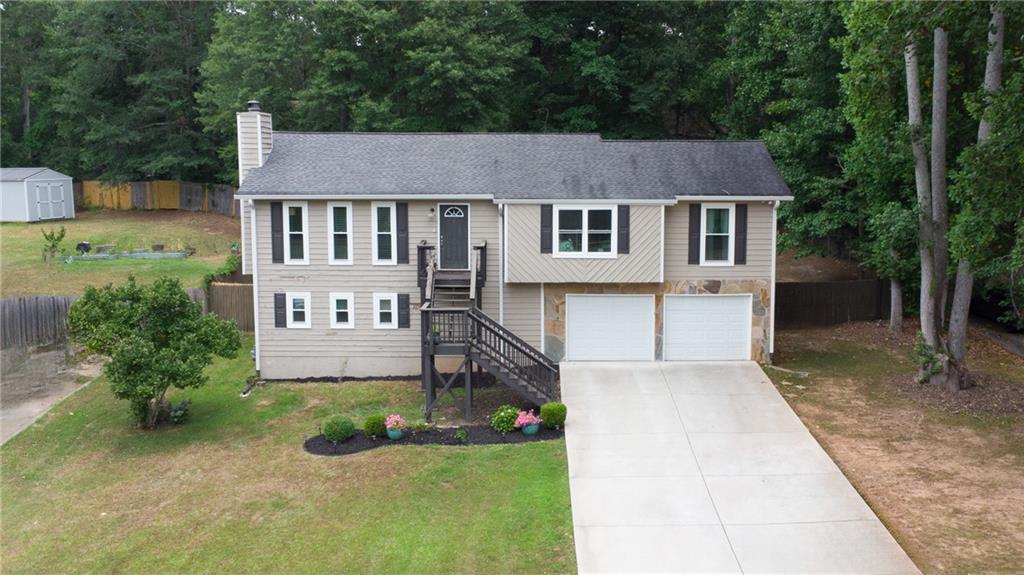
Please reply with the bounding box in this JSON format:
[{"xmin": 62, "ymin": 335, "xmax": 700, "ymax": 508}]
[
  {"xmin": 78, "ymin": 180, "xmax": 238, "ymax": 216},
  {"xmin": 1, "ymin": 288, "xmax": 206, "ymax": 349},
  {"xmin": 775, "ymin": 278, "xmax": 891, "ymax": 328},
  {"xmin": 207, "ymin": 282, "xmax": 254, "ymax": 332}
]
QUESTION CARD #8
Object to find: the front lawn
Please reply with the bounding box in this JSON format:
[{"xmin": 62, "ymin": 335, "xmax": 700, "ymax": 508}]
[
  {"xmin": 0, "ymin": 209, "xmax": 239, "ymax": 296},
  {"xmin": 769, "ymin": 322, "xmax": 1024, "ymax": 574},
  {"xmin": 0, "ymin": 336, "xmax": 576, "ymax": 574}
]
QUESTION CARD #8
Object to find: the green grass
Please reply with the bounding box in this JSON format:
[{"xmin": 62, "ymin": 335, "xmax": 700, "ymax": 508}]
[
  {"xmin": 0, "ymin": 336, "xmax": 576, "ymax": 573},
  {"xmin": 0, "ymin": 209, "xmax": 238, "ymax": 296}
]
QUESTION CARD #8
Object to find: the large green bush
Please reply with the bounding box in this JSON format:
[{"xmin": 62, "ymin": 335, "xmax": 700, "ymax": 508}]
[
  {"xmin": 363, "ymin": 414, "xmax": 387, "ymax": 438},
  {"xmin": 540, "ymin": 402, "xmax": 567, "ymax": 430},
  {"xmin": 490, "ymin": 405, "xmax": 519, "ymax": 433},
  {"xmin": 323, "ymin": 416, "xmax": 355, "ymax": 443}
]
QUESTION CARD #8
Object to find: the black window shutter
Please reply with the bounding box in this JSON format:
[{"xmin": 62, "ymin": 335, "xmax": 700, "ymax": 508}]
[
  {"xmin": 274, "ymin": 293, "xmax": 286, "ymax": 327},
  {"xmin": 617, "ymin": 205, "xmax": 630, "ymax": 254},
  {"xmin": 270, "ymin": 202, "xmax": 284, "ymax": 263},
  {"xmin": 540, "ymin": 205, "xmax": 552, "ymax": 254},
  {"xmin": 397, "ymin": 293, "xmax": 410, "ymax": 328},
  {"xmin": 735, "ymin": 204, "xmax": 748, "ymax": 265},
  {"xmin": 396, "ymin": 202, "xmax": 409, "ymax": 264},
  {"xmin": 687, "ymin": 203, "xmax": 701, "ymax": 264}
]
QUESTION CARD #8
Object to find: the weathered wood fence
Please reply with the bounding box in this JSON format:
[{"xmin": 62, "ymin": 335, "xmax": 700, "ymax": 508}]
[
  {"xmin": 775, "ymin": 278, "xmax": 891, "ymax": 328},
  {"xmin": 0, "ymin": 288, "xmax": 206, "ymax": 349},
  {"xmin": 207, "ymin": 283, "xmax": 254, "ymax": 332},
  {"xmin": 76, "ymin": 180, "xmax": 238, "ymax": 216}
]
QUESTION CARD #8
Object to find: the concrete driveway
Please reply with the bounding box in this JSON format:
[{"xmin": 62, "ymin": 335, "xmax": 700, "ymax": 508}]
[{"xmin": 561, "ymin": 361, "xmax": 919, "ymax": 574}]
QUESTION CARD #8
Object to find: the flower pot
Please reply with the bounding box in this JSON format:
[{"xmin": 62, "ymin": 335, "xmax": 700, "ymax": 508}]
[
  {"xmin": 521, "ymin": 423, "xmax": 540, "ymax": 436},
  {"xmin": 387, "ymin": 428, "xmax": 404, "ymax": 440}
]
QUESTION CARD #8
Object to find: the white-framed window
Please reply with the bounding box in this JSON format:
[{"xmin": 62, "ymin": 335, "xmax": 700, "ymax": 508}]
[
  {"xmin": 553, "ymin": 205, "xmax": 617, "ymax": 258},
  {"xmin": 286, "ymin": 292, "xmax": 311, "ymax": 328},
  {"xmin": 329, "ymin": 292, "xmax": 354, "ymax": 329},
  {"xmin": 327, "ymin": 202, "xmax": 353, "ymax": 265},
  {"xmin": 700, "ymin": 203, "xmax": 735, "ymax": 266},
  {"xmin": 371, "ymin": 202, "xmax": 397, "ymax": 265},
  {"xmin": 373, "ymin": 293, "xmax": 398, "ymax": 329},
  {"xmin": 283, "ymin": 201, "xmax": 309, "ymax": 265}
]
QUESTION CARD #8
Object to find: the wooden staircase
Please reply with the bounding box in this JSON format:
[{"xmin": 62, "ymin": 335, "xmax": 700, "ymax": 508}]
[{"xmin": 417, "ymin": 242, "xmax": 560, "ymax": 419}]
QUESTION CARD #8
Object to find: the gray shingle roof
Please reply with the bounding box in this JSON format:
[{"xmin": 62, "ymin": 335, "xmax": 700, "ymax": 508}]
[
  {"xmin": 237, "ymin": 133, "xmax": 792, "ymax": 200},
  {"xmin": 0, "ymin": 167, "xmax": 53, "ymax": 181}
]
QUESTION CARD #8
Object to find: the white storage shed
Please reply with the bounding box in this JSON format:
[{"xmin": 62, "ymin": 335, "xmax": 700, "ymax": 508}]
[{"xmin": 0, "ymin": 167, "xmax": 75, "ymax": 222}]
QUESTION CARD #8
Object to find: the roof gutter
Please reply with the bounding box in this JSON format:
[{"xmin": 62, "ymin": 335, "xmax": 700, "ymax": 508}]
[
  {"xmin": 235, "ymin": 193, "xmax": 496, "ymax": 201},
  {"xmin": 496, "ymin": 198, "xmax": 676, "ymax": 205}
]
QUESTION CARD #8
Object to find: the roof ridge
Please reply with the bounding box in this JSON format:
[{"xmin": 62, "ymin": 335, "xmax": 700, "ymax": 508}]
[{"xmin": 273, "ymin": 131, "xmax": 602, "ymax": 137}]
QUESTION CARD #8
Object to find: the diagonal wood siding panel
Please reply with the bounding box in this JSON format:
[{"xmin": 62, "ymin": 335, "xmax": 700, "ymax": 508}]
[{"xmin": 506, "ymin": 204, "xmax": 662, "ymax": 283}]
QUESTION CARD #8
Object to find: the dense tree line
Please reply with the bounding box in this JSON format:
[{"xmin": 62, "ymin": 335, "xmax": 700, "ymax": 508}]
[{"xmin": 2, "ymin": 1, "xmax": 1022, "ymax": 382}]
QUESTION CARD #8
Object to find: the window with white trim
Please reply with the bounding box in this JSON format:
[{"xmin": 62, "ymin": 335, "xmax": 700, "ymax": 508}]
[
  {"xmin": 328, "ymin": 202, "xmax": 353, "ymax": 264},
  {"xmin": 373, "ymin": 293, "xmax": 398, "ymax": 329},
  {"xmin": 371, "ymin": 202, "xmax": 397, "ymax": 265},
  {"xmin": 700, "ymin": 203, "xmax": 734, "ymax": 266},
  {"xmin": 284, "ymin": 202, "xmax": 309, "ymax": 264},
  {"xmin": 286, "ymin": 292, "xmax": 311, "ymax": 328},
  {"xmin": 554, "ymin": 206, "xmax": 616, "ymax": 257},
  {"xmin": 329, "ymin": 292, "xmax": 354, "ymax": 329}
]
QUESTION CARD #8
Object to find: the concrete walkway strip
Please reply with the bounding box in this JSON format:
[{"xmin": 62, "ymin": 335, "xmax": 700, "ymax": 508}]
[{"xmin": 562, "ymin": 361, "xmax": 920, "ymax": 575}]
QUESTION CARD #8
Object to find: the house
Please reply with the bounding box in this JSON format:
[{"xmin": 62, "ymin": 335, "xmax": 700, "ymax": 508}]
[
  {"xmin": 234, "ymin": 101, "xmax": 792, "ymax": 412},
  {"xmin": 0, "ymin": 167, "xmax": 75, "ymax": 222}
]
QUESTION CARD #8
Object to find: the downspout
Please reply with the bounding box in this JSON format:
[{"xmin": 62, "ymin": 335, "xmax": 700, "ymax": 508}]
[
  {"xmin": 498, "ymin": 203, "xmax": 505, "ymax": 324},
  {"xmin": 769, "ymin": 201, "xmax": 778, "ymax": 358}
]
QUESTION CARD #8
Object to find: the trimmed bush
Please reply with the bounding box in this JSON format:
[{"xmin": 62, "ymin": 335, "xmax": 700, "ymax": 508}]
[
  {"xmin": 322, "ymin": 416, "xmax": 355, "ymax": 443},
  {"xmin": 540, "ymin": 402, "xmax": 567, "ymax": 430},
  {"xmin": 490, "ymin": 404, "xmax": 519, "ymax": 433},
  {"xmin": 363, "ymin": 414, "xmax": 387, "ymax": 438}
]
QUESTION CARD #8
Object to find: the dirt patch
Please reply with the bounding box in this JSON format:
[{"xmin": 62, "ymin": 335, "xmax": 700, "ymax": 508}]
[
  {"xmin": 74, "ymin": 209, "xmax": 240, "ymax": 239},
  {"xmin": 774, "ymin": 322, "xmax": 1024, "ymax": 573},
  {"xmin": 304, "ymin": 424, "xmax": 564, "ymax": 456},
  {"xmin": 776, "ymin": 249, "xmax": 863, "ymax": 282}
]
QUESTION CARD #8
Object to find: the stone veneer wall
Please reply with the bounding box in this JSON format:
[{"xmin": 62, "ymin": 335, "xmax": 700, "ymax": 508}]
[{"xmin": 543, "ymin": 279, "xmax": 772, "ymax": 363}]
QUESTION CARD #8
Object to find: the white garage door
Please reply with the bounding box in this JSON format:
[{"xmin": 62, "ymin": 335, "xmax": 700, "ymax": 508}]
[
  {"xmin": 663, "ymin": 295, "xmax": 752, "ymax": 361},
  {"xmin": 565, "ymin": 295, "xmax": 655, "ymax": 361}
]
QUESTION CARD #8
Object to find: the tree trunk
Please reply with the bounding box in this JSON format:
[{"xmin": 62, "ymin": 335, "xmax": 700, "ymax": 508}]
[
  {"xmin": 930, "ymin": 28, "xmax": 950, "ymax": 327},
  {"xmin": 904, "ymin": 40, "xmax": 938, "ymax": 349},
  {"xmin": 939, "ymin": 7, "xmax": 1005, "ymax": 391},
  {"xmin": 890, "ymin": 277, "xmax": 904, "ymax": 335},
  {"xmin": 21, "ymin": 83, "xmax": 31, "ymax": 134}
]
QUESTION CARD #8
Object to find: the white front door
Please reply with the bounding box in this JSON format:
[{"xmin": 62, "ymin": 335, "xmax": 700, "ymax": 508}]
[
  {"xmin": 565, "ymin": 295, "xmax": 655, "ymax": 361},
  {"xmin": 663, "ymin": 294, "xmax": 752, "ymax": 361}
]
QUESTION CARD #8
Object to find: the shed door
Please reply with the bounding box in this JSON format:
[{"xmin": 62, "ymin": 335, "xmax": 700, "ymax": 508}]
[
  {"xmin": 663, "ymin": 295, "xmax": 752, "ymax": 361},
  {"xmin": 565, "ymin": 295, "xmax": 655, "ymax": 361}
]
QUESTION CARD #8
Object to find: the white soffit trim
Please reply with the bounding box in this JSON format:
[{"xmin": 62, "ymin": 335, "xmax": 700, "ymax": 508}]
[
  {"xmin": 675, "ymin": 195, "xmax": 793, "ymax": 202},
  {"xmin": 499, "ymin": 198, "xmax": 674, "ymax": 205}
]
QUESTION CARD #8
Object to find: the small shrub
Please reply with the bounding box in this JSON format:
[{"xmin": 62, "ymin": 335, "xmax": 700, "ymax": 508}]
[
  {"xmin": 169, "ymin": 399, "xmax": 191, "ymax": 424},
  {"xmin": 540, "ymin": 402, "xmax": 567, "ymax": 429},
  {"xmin": 322, "ymin": 415, "xmax": 355, "ymax": 443},
  {"xmin": 363, "ymin": 415, "xmax": 387, "ymax": 438},
  {"xmin": 41, "ymin": 226, "xmax": 66, "ymax": 259},
  {"xmin": 411, "ymin": 421, "xmax": 432, "ymax": 433},
  {"xmin": 491, "ymin": 404, "xmax": 519, "ymax": 433},
  {"xmin": 454, "ymin": 427, "xmax": 469, "ymax": 444}
]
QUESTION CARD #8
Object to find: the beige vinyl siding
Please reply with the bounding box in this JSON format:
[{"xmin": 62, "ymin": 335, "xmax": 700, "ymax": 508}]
[
  {"xmin": 664, "ymin": 201, "xmax": 774, "ymax": 280},
  {"xmin": 505, "ymin": 204, "xmax": 662, "ymax": 283},
  {"xmin": 236, "ymin": 111, "xmax": 272, "ymax": 185},
  {"xmin": 502, "ymin": 283, "xmax": 542, "ymax": 348},
  {"xmin": 255, "ymin": 200, "xmax": 499, "ymax": 378}
]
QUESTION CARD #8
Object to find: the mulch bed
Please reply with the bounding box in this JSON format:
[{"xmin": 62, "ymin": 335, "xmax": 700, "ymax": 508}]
[{"xmin": 304, "ymin": 425, "xmax": 564, "ymax": 456}]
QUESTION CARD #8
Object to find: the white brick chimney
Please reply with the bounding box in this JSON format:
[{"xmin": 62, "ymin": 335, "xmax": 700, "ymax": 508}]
[{"xmin": 236, "ymin": 100, "xmax": 272, "ymax": 185}]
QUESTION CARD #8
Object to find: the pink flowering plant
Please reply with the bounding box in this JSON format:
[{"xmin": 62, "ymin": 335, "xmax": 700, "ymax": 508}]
[
  {"xmin": 514, "ymin": 410, "xmax": 542, "ymax": 429},
  {"xmin": 385, "ymin": 414, "xmax": 406, "ymax": 430}
]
